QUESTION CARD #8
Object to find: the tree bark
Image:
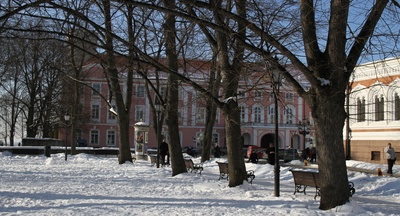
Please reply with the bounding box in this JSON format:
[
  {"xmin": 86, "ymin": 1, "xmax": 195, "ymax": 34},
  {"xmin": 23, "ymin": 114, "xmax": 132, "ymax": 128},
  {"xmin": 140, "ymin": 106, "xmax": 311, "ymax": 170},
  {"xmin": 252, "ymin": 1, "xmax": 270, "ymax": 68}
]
[
  {"xmin": 311, "ymin": 83, "xmax": 350, "ymax": 209},
  {"xmin": 212, "ymin": 0, "xmax": 248, "ymax": 187},
  {"xmin": 163, "ymin": 0, "xmax": 187, "ymax": 176},
  {"xmin": 103, "ymin": 0, "xmax": 133, "ymax": 164},
  {"xmin": 201, "ymin": 57, "xmax": 220, "ymax": 162}
]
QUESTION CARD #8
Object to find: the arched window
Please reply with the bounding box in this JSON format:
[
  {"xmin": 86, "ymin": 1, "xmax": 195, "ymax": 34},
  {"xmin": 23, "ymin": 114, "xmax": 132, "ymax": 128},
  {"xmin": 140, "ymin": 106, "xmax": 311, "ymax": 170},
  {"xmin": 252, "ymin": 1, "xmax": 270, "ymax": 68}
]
[
  {"xmin": 239, "ymin": 105, "xmax": 248, "ymax": 122},
  {"xmin": 284, "ymin": 106, "xmax": 294, "ymax": 124},
  {"xmin": 374, "ymin": 95, "xmax": 384, "ymax": 121},
  {"xmin": 253, "ymin": 106, "xmax": 262, "ymax": 123},
  {"xmin": 268, "ymin": 106, "xmax": 275, "ymax": 124},
  {"xmin": 395, "ymin": 93, "xmax": 400, "ymax": 120},
  {"xmin": 357, "ymin": 97, "xmax": 366, "ymax": 122}
]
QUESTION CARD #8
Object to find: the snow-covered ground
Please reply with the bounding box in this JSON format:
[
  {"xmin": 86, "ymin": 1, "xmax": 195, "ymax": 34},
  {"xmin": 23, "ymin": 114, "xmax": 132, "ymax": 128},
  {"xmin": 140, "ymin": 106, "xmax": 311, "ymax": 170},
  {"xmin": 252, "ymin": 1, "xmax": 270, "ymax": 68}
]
[{"xmin": 0, "ymin": 151, "xmax": 399, "ymax": 215}]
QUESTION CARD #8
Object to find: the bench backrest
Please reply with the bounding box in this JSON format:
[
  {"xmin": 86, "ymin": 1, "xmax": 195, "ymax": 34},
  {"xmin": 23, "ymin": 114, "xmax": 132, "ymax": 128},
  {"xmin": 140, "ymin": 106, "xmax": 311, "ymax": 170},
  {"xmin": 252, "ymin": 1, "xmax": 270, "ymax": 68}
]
[
  {"xmin": 149, "ymin": 155, "xmax": 158, "ymax": 163},
  {"xmin": 291, "ymin": 170, "xmax": 318, "ymax": 187},
  {"xmin": 184, "ymin": 159, "xmax": 194, "ymax": 169},
  {"xmin": 216, "ymin": 162, "xmax": 229, "ymax": 174}
]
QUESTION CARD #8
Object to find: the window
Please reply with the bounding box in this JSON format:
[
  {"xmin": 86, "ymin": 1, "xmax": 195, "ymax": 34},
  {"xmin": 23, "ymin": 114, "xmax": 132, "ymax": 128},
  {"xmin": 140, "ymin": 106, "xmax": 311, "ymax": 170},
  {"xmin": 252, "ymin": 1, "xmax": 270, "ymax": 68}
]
[
  {"xmin": 253, "ymin": 106, "xmax": 262, "ymax": 123},
  {"xmin": 240, "ymin": 105, "xmax": 247, "ymax": 123},
  {"xmin": 285, "ymin": 107, "xmax": 293, "ymax": 124},
  {"xmin": 212, "ymin": 133, "xmax": 219, "ymax": 146},
  {"xmin": 108, "ymin": 105, "xmax": 116, "ymax": 120},
  {"xmin": 92, "ymin": 83, "xmax": 101, "ymax": 95},
  {"xmin": 238, "ymin": 90, "xmax": 246, "ymax": 98},
  {"xmin": 196, "ymin": 108, "xmax": 206, "ymax": 124},
  {"xmin": 136, "ymin": 85, "xmax": 145, "ymax": 97},
  {"xmin": 107, "ymin": 130, "xmax": 116, "ymax": 146},
  {"xmin": 178, "ymin": 108, "xmax": 183, "ymax": 124},
  {"xmin": 215, "ymin": 109, "xmax": 220, "ymax": 123},
  {"xmin": 178, "ymin": 87, "xmax": 184, "ymax": 100},
  {"xmin": 270, "ymin": 92, "xmax": 275, "ymax": 99},
  {"xmin": 254, "ymin": 91, "xmax": 262, "ymax": 100},
  {"xmin": 135, "ymin": 105, "xmax": 145, "ymax": 122},
  {"xmin": 196, "ymin": 132, "xmax": 204, "ymax": 147},
  {"xmin": 285, "ymin": 93, "xmax": 294, "ymax": 100},
  {"xmin": 90, "ymin": 130, "xmax": 99, "ymax": 145},
  {"xmin": 371, "ymin": 151, "xmax": 380, "ymax": 161},
  {"xmin": 268, "ymin": 106, "xmax": 275, "ymax": 123},
  {"xmin": 91, "ymin": 104, "xmax": 100, "ymax": 120},
  {"xmin": 395, "ymin": 93, "xmax": 400, "ymax": 120},
  {"xmin": 374, "ymin": 95, "xmax": 384, "ymax": 121},
  {"xmin": 357, "ymin": 97, "xmax": 366, "ymax": 122}
]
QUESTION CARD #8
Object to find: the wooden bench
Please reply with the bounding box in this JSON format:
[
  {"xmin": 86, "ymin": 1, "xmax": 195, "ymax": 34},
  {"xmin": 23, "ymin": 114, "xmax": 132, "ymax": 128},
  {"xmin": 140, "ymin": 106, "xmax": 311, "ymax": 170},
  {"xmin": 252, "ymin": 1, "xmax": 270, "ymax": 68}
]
[
  {"xmin": 148, "ymin": 154, "xmax": 158, "ymax": 166},
  {"xmin": 148, "ymin": 154, "xmax": 170, "ymax": 167},
  {"xmin": 290, "ymin": 170, "xmax": 355, "ymax": 199},
  {"xmin": 184, "ymin": 159, "xmax": 203, "ymax": 174},
  {"xmin": 216, "ymin": 161, "xmax": 255, "ymax": 184}
]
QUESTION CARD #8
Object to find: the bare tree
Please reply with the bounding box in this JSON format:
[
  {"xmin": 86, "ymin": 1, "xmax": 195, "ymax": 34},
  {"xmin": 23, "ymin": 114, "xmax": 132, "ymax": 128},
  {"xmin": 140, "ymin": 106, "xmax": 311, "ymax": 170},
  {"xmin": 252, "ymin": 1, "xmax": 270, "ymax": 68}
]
[
  {"xmin": 162, "ymin": 0, "xmax": 188, "ymax": 175},
  {"xmin": 0, "ymin": 27, "xmax": 66, "ymax": 143},
  {"xmin": 1, "ymin": 0, "xmax": 399, "ymax": 210}
]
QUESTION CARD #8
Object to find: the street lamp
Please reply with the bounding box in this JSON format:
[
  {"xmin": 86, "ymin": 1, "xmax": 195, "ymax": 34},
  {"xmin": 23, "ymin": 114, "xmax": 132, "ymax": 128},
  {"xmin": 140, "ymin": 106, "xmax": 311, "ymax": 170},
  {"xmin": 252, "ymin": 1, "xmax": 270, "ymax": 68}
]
[
  {"xmin": 155, "ymin": 101, "xmax": 163, "ymax": 168},
  {"xmin": 272, "ymin": 69, "xmax": 282, "ymax": 197},
  {"xmin": 64, "ymin": 113, "xmax": 70, "ymax": 161},
  {"xmin": 298, "ymin": 120, "xmax": 311, "ymax": 150}
]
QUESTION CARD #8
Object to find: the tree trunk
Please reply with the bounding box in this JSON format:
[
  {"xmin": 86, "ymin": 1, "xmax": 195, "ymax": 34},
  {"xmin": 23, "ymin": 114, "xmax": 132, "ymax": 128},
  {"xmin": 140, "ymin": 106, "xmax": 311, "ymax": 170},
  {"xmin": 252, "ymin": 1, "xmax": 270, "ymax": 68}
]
[
  {"xmin": 201, "ymin": 103, "xmax": 216, "ymax": 162},
  {"xmin": 213, "ymin": 0, "xmax": 248, "ymax": 186},
  {"xmin": 312, "ymin": 87, "xmax": 350, "ymax": 209},
  {"xmin": 163, "ymin": 0, "xmax": 187, "ymax": 176},
  {"xmin": 223, "ymin": 100, "xmax": 247, "ymax": 186},
  {"xmin": 201, "ymin": 57, "xmax": 220, "ymax": 162},
  {"xmin": 103, "ymin": 0, "xmax": 132, "ymax": 164}
]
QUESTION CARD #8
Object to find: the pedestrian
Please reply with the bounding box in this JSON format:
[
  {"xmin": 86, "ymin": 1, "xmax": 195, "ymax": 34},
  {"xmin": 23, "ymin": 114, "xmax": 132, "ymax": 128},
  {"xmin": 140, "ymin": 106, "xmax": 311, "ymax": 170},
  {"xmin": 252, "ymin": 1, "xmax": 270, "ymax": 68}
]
[
  {"xmin": 303, "ymin": 147, "xmax": 310, "ymax": 161},
  {"xmin": 384, "ymin": 143, "xmax": 396, "ymax": 175},
  {"xmin": 214, "ymin": 143, "xmax": 221, "ymax": 158},
  {"xmin": 247, "ymin": 150, "xmax": 259, "ymax": 164},
  {"xmin": 267, "ymin": 142, "xmax": 275, "ymax": 165},
  {"xmin": 160, "ymin": 137, "xmax": 169, "ymax": 165},
  {"xmin": 311, "ymin": 146, "xmax": 317, "ymax": 163}
]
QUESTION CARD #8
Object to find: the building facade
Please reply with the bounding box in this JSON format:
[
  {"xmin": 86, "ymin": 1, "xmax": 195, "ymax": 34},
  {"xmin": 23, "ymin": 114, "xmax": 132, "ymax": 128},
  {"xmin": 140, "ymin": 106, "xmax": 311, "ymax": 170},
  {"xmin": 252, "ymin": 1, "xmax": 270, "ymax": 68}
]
[
  {"xmin": 71, "ymin": 58, "xmax": 314, "ymax": 154},
  {"xmin": 346, "ymin": 56, "xmax": 400, "ymax": 163}
]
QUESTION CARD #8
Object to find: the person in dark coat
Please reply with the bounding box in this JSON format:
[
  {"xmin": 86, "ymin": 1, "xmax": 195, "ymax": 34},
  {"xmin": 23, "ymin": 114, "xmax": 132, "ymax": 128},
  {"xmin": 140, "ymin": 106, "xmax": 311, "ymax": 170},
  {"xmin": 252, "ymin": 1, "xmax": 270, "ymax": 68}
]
[
  {"xmin": 311, "ymin": 146, "xmax": 317, "ymax": 163},
  {"xmin": 303, "ymin": 147, "xmax": 310, "ymax": 161},
  {"xmin": 214, "ymin": 143, "xmax": 221, "ymax": 158},
  {"xmin": 160, "ymin": 138, "xmax": 169, "ymax": 165},
  {"xmin": 247, "ymin": 150, "xmax": 259, "ymax": 164},
  {"xmin": 267, "ymin": 142, "xmax": 275, "ymax": 165}
]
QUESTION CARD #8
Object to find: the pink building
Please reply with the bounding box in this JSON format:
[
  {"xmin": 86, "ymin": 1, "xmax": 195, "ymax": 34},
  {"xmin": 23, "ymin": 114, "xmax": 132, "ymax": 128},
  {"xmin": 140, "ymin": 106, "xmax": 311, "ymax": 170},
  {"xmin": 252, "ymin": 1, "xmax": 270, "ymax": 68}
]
[{"xmin": 71, "ymin": 58, "xmax": 313, "ymax": 153}]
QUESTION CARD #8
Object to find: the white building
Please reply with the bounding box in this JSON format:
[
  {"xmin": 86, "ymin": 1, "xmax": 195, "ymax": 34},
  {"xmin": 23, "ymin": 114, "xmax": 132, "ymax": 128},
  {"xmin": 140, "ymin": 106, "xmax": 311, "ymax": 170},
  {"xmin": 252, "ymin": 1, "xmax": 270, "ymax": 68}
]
[{"xmin": 346, "ymin": 56, "xmax": 400, "ymax": 163}]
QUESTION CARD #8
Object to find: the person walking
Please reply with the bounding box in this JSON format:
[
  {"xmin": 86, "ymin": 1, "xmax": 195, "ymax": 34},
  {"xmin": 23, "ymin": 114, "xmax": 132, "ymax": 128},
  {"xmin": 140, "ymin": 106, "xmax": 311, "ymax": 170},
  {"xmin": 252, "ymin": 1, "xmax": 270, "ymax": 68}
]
[
  {"xmin": 214, "ymin": 143, "xmax": 221, "ymax": 158},
  {"xmin": 384, "ymin": 143, "xmax": 396, "ymax": 175},
  {"xmin": 160, "ymin": 138, "xmax": 169, "ymax": 165}
]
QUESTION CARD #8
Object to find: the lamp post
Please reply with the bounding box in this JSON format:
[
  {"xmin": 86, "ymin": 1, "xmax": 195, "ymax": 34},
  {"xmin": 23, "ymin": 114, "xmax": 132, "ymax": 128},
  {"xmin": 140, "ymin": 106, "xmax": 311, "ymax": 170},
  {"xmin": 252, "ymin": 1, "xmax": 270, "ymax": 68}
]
[
  {"xmin": 298, "ymin": 120, "xmax": 311, "ymax": 150},
  {"xmin": 155, "ymin": 102, "xmax": 163, "ymax": 168},
  {"xmin": 272, "ymin": 69, "xmax": 281, "ymax": 197},
  {"xmin": 64, "ymin": 113, "xmax": 70, "ymax": 161}
]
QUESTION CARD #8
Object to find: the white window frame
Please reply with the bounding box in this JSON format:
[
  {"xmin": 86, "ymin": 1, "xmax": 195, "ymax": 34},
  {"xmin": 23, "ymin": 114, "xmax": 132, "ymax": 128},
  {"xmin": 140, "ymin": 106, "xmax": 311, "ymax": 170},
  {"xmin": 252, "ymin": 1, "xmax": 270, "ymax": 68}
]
[
  {"xmin": 90, "ymin": 129, "xmax": 99, "ymax": 145},
  {"xmin": 253, "ymin": 106, "xmax": 262, "ymax": 123},
  {"xmin": 91, "ymin": 104, "xmax": 100, "ymax": 120},
  {"xmin": 106, "ymin": 130, "xmax": 116, "ymax": 147},
  {"xmin": 135, "ymin": 105, "xmax": 145, "ymax": 122},
  {"xmin": 92, "ymin": 83, "xmax": 101, "ymax": 95},
  {"xmin": 136, "ymin": 85, "xmax": 145, "ymax": 97},
  {"xmin": 196, "ymin": 107, "xmax": 206, "ymax": 124}
]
